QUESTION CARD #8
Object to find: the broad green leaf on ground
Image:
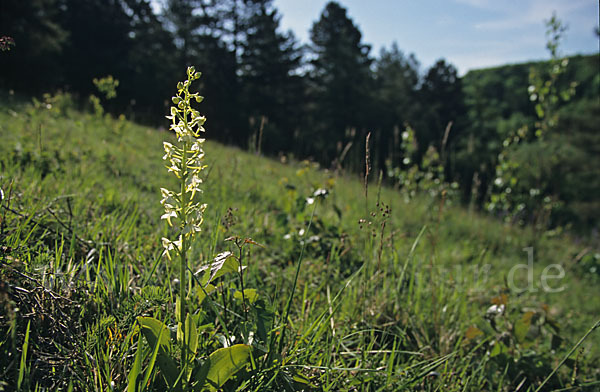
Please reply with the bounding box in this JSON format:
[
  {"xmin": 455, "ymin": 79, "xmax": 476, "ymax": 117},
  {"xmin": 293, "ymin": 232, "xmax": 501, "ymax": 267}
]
[
  {"xmin": 234, "ymin": 288, "xmax": 258, "ymax": 304},
  {"xmin": 204, "ymin": 344, "xmax": 252, "ymax": 391},
  {"xmin": 138, "ymin": 317, "xmax": 179, "ymax": 387}
]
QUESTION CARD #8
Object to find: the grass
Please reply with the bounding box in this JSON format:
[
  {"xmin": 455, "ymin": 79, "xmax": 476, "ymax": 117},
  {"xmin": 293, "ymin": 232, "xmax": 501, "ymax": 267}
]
[{"xmin": 0, "ymin": 90, "xmax": 599, "ymax": 391}]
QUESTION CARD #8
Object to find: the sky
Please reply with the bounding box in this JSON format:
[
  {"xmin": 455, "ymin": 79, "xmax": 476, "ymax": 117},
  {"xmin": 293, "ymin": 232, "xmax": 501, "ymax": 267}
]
[{"xmin": 273, "ymin": 0, "xmax": 599, "ymax": 75}]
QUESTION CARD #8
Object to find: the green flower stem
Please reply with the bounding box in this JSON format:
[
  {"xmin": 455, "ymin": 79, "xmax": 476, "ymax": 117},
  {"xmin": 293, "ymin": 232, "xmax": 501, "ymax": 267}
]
[{"xmin": 180, "ymin": 140, "xmax": 188, "ymax": 368}]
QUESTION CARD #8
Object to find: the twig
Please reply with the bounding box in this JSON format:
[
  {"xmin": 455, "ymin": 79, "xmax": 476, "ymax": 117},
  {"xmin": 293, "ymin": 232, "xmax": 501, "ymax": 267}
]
[
  {"xmin": 1, "ymin": 259, "xmax": 74, "ymax": 303},
  {"xmin": 570, "ymin": 247, "xmax": 591, "ymax": 265}
]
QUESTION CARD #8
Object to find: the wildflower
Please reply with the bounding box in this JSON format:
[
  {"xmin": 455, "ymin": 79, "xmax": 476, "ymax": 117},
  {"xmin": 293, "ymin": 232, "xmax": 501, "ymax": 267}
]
[
  {"xmin": 161, "ymin": 236, "xmax": 183, "ymax": 260},
  {"xmin": 307, "ymin": 235, "xmax": 320, "ymax": 243},
  {"xmin": 486, "ymin": 304, "xmax": 505, "ymax": 316},
  {"xmin": 161, "ymin": 66, "xmax": 207, "ymax": 260},
  {"xmin": 313, "ymin": 188, "xmax": 328, "ymax": 197}
]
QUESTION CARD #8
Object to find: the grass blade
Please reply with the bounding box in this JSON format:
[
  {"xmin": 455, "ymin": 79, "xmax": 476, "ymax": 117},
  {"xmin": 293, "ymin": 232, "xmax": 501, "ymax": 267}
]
[{"xmin": 17, "ymin": 320, "xmax": 31, "ymax": 391}]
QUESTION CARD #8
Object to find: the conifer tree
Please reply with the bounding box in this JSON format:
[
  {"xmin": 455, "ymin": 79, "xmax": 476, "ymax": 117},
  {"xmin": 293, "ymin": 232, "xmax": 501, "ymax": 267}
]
[
  {"xmin": 309, "ymin": 1, "xmax": 373, "ymax": 164},
  {"xmin": 240, "ymin": 0, "xmax": 304, "ymax": 153},
  {"xmin": 373, "ymin": 43, "xmax": 420, "ymax": 170}
]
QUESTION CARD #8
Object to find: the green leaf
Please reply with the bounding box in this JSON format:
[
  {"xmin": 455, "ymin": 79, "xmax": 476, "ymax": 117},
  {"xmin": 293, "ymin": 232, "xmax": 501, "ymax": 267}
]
[
  {"xmin": 127, "ymin": 332, "xmax": 144, "ymax": 392},
  {"xmin": 535, "ymin": 103, "xmax": 545, "ymax": 118},
  {"xmin": 490, "ymin": 341, "xmax": 508, "ymax": 357},
  {"xmin": 182, "ymin": 313, "xmax": 199, "ymax": 380},
  {"xmin": 138, "ymin": 317, "xmax": 179, "ymax": 388},
  {"xmin": 142, "ymin": 326, "xmax": 162, "ymax": 390},
  {"xmin": 204, "ymin": 344, "xmax": 252, "ymax": 391},
  {"xmin": 197, "ymin": 283, "xmax": 216, "ymax": 305},
  {"xmin": 254, "ymin": 301, "xmax": 274, "ymax": 344},
  {"xmin": 17, "ymin": 320, "xmax": 31, "ymax": 390},
  {"xmin": 234, "ymin": 289, "xmax": 258, "ymax": 304},
  {"xmin": 185, "ymin": 313, "xmax": 199, "ymax": 355},
  {"xmin": 197, "ymin": 323, "xmax": 214, "ymax": 334},
  {"xmin": 292, "ymin": 372, "xmax": 312, "ymax": 386},
  {"xmin": 197, "ymin": 252, "xmax": 241, "ymax": 284},
  {"xmin": 514, "ymin": 311, "xmax": 533, "ymax": 343},
  {"xmin": 191, "ymin": 360, "xmax": 210, "ymax": 391}
]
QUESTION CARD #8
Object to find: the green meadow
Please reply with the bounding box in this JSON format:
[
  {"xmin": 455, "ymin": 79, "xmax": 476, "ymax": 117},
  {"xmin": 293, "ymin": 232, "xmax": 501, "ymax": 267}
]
[{"xmin": 1, "ymin": 90, "xmax": 599, "ymax": 391}]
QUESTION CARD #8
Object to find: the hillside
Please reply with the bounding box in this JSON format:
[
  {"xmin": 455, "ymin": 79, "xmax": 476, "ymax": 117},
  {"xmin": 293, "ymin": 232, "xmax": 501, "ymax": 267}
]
[
  {"xmin": 455, "ymin": 54, "xmax": 600, "ymax": 229},
  {"xmin": 1, "ymin": 93, "xmax": 599, "ymax": 391}
]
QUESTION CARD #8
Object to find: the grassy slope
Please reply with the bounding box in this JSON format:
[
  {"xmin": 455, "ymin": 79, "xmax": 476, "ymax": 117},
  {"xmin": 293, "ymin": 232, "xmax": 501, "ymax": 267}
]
[{"xmin": 1, "ymin": 95, "xmax": 598, "ymax": 390}]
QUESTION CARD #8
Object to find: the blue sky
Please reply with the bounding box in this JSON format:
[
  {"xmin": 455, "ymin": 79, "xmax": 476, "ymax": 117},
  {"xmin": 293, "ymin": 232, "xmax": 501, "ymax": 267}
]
[{"xmin": 274, "ymin": 0, "xmax": 599, "ymax": 75}]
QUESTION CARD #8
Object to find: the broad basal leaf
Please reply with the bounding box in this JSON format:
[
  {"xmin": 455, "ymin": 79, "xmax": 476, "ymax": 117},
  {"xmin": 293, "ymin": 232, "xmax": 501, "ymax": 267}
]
[
  {"xmin": 138, "ymin": 317, "xmax": 179, "ymax": 387},
  {"xmin": 203, "ymin": 344, "xmax": 251, "ymax": 391},
  {"xmin": 234, "ymin": 289, "xmax": 258, "ymax": 304}
]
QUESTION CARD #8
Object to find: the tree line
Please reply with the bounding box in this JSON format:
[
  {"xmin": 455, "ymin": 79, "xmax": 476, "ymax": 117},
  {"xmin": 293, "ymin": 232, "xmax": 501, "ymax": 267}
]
[{"xmin": 1, "ymin": 0, "xmax": 598, "ymax": 231}]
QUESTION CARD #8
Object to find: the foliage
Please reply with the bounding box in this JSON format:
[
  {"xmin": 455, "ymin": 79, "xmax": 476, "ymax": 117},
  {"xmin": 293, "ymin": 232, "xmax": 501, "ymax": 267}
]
[
  {"xmin": 90, "ymin": 75, "xmax": 120, "ymax": 117},
  {"xmin": 371, "ymin": 44, "xmax": 420, "ymax": 174},
  {"xmin": 386, "ymin": 126, "xmax": 458, "ymax": 204},
  {"xmin": 307, "ymin": 1, "xmax": 373, "ymax": 164},
  {"xmin": 1, "ymin": 1, "xmax": 598, "ymax": 232},
  {"xmin": 240, "ymin": 0, "xmax": 304, "ymax": 154},
  {"xmin": 486, "ymin": 13, "xmax": 593, "ymax": 231},
  {"xmin": 418, "ymin": 60, "xmax": 464, "ymax": 160},
  {"xmin": 1, "ymin": 85, "xmax": 600, "ymax": 390},
  {"xmin": 93, "ymin": 76, "xmax": 119, "ymax": 101}
]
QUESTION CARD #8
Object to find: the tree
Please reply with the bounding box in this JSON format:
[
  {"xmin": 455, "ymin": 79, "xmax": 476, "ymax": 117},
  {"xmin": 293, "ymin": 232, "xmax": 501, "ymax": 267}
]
[
  {"xmin": 373, "ymin": 43, "xmax": 420, "ymax": 171},
  {"xmin": 0, "ymin": 0, "xmax": 68, "ymax": 92},
  {"xmin": 162, "ymin": 0, "xmax": 203, "ymax": 67},
  {"xmin": 161, "ymin": 0, "xmax": 244, "ymax": 145},
  {"xmin": 240, "ymin": 0, "xmax": 304, "ymax": 154},
  {"xmin": 308, "ymin": 1, "xmax": 373, "ymax": 164},
  {"xmin": 119, "ymin": 0, "xmax": 178, "ymax": 122},
  {"xmin": 418, "ymin": 59, "xmax": 464, "ymax": 156},
  {"xmin": 487, "ymin": 13, "xmax": 597, "ymax": 230},
  {"xmin": 56, "ymin": 0, "xmax": 134, "ymax": 111}
]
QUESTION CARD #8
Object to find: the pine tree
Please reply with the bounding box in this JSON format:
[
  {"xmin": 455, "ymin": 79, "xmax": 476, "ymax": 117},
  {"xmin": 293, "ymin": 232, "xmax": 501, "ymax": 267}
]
[
  {"xmin": 419, "ymin": 59, "xmax": 464, "ymax": 156},
  {"xmin": 0, "ymin": 0, "xmax": 68, "ymax": 92},
  {"xmin": 308, "ymin": 1, "xmax": 373, "ymax": 164},
  {"xmin": 161, "ymin": 0, "xmax": 244, "ymax": 145},
  {"xmin": 120, "ymin": 0, "xmax": 178, "ymax": 122},
  {"xmin": 59, "ymin": 0, "xmax": 133, "ymax": 99},
  {"xmin": 240, "ymin": 0, "xmax": 304, "ymax": 154},
  {"xmin": 373, "ymin": 43, "xmax": 420, "ymax": 170}
]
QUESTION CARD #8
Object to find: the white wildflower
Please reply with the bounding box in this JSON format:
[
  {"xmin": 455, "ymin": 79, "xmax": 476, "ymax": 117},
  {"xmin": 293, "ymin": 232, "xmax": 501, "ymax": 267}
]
[
  {"xmin": 313, "ymin": 188, "xmax": 328, "ymax": 197},
  {"xmin": 307, "ymin": 235, "xmax": 320, "ymax": 243},
  {"xmin": 161, "ymin": 66, "xmax": 208, "ymax": 261},
  {"xmin": 486, "ymin": 304, "xmax": 505, "ymax": 316}
]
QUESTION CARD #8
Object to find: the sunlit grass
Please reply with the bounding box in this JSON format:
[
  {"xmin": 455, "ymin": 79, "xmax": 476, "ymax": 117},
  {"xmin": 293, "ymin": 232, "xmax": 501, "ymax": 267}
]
[{"xmin": 1, "ymin": 92, "xmax": 599, "ymax": 391}]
